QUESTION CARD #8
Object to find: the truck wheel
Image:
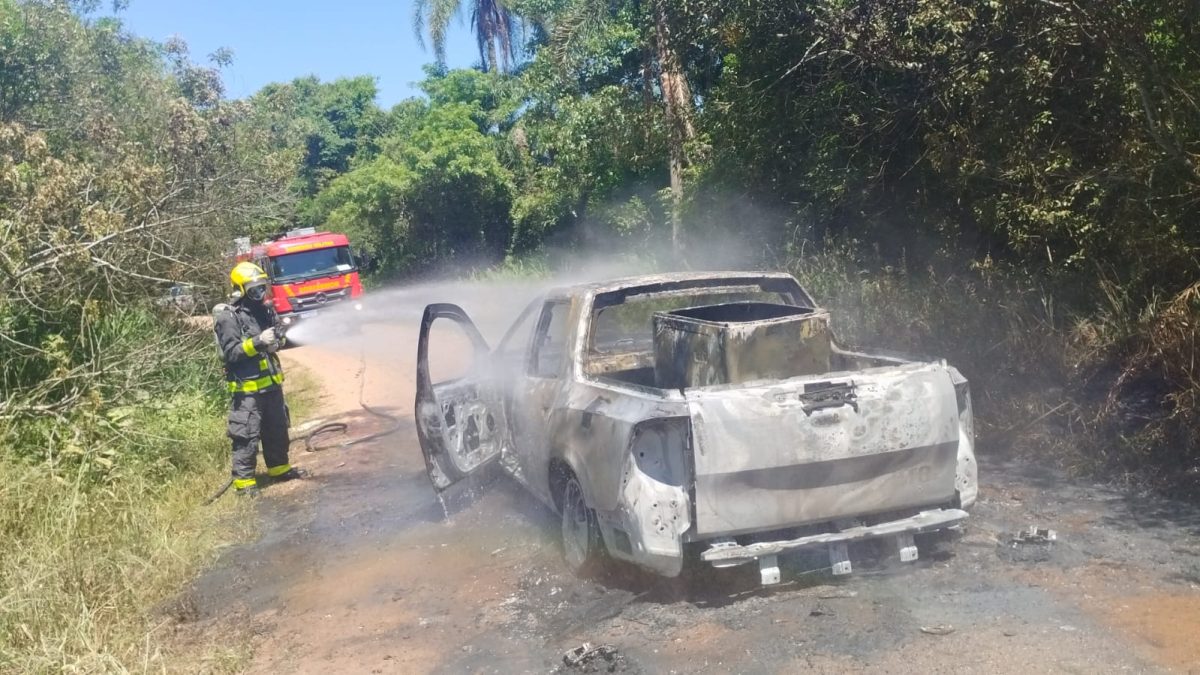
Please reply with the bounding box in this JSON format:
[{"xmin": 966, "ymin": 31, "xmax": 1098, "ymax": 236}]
[{"xmin": 560, "ymin": 474, "xmax": 603, "ymax": 575}]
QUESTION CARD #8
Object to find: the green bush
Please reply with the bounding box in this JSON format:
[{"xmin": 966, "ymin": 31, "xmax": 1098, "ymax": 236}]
[
  {"xmin": 0, "ymin": 299, "xmax": 250, "ymax": 672},
  {"xmin": 0, "ymin": 340, "xmax": 250, "ymax": 672}
]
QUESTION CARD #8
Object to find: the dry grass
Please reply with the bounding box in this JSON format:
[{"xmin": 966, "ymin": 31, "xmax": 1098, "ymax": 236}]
[
  {"xmin": 1074, "ymin": 281, "xmax": 1200, "ymax": 491},
  {"xmin": 0, "ymin": 337, "xmax": 325, "ymax": 673},
  {"xmin": 0, "ymin": 391, "xmax": 252, "ymax": 673}
]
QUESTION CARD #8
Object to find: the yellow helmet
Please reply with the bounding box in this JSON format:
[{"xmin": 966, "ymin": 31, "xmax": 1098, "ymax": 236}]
[{"xmin": 230, "ymin": 262, "xmax": 270, "ymax": 302}]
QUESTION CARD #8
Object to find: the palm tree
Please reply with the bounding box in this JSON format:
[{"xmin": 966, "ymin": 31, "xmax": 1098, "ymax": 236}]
[{"xmin": 413, "ymin": 0, "xmax": 518, "ymax": 73}]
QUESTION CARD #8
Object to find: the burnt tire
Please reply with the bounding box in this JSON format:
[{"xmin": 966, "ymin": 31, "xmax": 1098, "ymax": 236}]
[{"xmin": 560, "ymin": 474, "xmax": 604, "ymax": 576}]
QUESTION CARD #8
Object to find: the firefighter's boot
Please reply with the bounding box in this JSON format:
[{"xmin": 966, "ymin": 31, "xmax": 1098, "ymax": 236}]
[
  {"xmin": 236, "ymin": 483, "xmax": 261, "ymax": 498},
  {"xmin": 270, "ymin": 466, "xmax": 308, "ymax": 483}
]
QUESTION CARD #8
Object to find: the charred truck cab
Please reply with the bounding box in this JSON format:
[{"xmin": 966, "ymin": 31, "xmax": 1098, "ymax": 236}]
[
  {"xmin": 236, "ymin": 227, "xmax": 365, "ymax": 330},
  {"xmin": 415, "ymin": 272, "xmax": 978, "ymax": 584}
]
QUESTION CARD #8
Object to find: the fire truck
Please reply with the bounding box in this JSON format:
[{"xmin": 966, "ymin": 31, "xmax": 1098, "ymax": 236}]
[{"xmin": 235, "ymin": 227, "xmax": 365, "ymax": 329}]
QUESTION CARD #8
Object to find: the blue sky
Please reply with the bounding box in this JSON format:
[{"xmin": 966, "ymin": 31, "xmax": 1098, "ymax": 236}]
[{"xmin": 110, "ymin": 0, "xmax": 483, "ymax": 107}]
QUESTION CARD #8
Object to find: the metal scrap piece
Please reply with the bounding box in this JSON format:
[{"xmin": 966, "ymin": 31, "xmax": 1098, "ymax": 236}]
[
  {"xmin": 998, "ymin": 525, "xmax": 1060, "ymax": 564},
  {"xmin": 560, "ymin": 643, "xmax": 631, "ymax": 673},
  {"xmin": 1010, "ymin": 526, "xmax": 1057, "ymax": 547}
]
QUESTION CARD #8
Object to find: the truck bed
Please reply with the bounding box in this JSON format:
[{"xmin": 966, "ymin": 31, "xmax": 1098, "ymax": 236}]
[{"xmin": 594, "ymin": 347, "xmax": 913, "ymax": 390}]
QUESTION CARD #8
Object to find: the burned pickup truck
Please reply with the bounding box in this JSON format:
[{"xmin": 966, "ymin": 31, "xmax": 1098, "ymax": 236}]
[{"xmin": 415, "ymin": 272, "xmax": 977, "ymax": 584}]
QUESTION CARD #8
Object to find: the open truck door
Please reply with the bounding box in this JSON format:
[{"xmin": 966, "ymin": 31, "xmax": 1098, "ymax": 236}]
[{"xmin": 415, "ymin": 303, "xmax": 508, "ymax": 491}]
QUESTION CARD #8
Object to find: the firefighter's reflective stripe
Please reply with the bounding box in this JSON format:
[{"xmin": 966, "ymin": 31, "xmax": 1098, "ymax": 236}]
[
  {"xmin": 267, "ymin": 463, "xmax": 291, "ymax": 477},
  {"xmin": 226, "ymin": 372, "xmax": 284, "ymax": 394},
  {"xmin": 259, "ymin": 358, "xmax": 269, "ymax": 371},
  {"xmin": 233, "ymin": 477, "xmax": 258, "ymax": 490},
  {"xmin": 241, "ymin": 338, "xmax": 258, "ymax": 357}
]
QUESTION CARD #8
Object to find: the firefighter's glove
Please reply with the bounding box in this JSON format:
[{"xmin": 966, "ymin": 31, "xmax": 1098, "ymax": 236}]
[{"xmin": 258, "ymin": 327, "xmax": 281, "ymax": 352}]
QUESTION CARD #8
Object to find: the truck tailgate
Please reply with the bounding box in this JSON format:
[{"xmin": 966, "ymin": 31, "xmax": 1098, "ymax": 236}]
[{"xmin": 687, "ymin": 364, "xmax": 961, "ymax": 537}]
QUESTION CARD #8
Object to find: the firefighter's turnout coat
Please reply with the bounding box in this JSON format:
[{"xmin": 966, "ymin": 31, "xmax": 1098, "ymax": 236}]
[{"xmin": 213, "ymin": 301, "xmax": 285, "ymax": 394}]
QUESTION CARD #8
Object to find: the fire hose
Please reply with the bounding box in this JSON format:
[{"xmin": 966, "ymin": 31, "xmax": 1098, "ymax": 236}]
[{"xmin": 205, "ymin": 346, "xmax": 402, "ymax": 505}]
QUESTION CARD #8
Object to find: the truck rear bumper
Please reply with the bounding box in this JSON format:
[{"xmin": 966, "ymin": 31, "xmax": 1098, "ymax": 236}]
[{"xmin": 700, "ymin": 507, "xmax": 968, "ymax": 566}]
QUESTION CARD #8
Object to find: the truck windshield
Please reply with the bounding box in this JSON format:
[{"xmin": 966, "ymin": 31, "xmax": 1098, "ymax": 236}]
[{"xmin": 269, "ymin": 246, "xmax": 354, "ymax": 282}]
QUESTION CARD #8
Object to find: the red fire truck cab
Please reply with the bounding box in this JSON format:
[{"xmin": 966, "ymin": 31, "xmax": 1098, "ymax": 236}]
[{"xmin": 236, "ymin": 227, "xmax": 364, "ymax": 327}]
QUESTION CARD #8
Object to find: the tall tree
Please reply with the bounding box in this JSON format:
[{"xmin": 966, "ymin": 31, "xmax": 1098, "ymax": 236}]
[
  {"xmin": 413, "ymin": 0, "xmax": 519, "ymax": 73},
  {"xmin": 650, "ymin": 0, "xmax": 696, "ymax": 252},
  {"xmin": 249, "ymin": 75, "xmax": 387, "ymax": 199},
  {"xmin": 547, "ymin": 0, "xmax": 697, "ymax": 251}
]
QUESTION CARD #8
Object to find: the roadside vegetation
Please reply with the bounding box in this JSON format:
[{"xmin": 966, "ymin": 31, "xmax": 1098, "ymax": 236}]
[
  {"xmin": 2, "ymin": 0, "xmax": 1199, "ymax": 668},
  {"xmin": 310, "ymin": 0, "xmax": 1197, "ymax": 494},
  {"xmin": 0, "ymin": 1, "xmax": 282, "ymax": 670}
]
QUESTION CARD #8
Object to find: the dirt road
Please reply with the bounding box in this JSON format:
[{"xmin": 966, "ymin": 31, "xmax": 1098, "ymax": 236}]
[{"xmin": 173, "ymin": 318, "xmax": 1200, "ymax": 674}]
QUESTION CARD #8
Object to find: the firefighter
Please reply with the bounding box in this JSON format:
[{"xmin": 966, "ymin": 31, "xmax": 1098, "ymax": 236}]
[{"xmin": 213, "ymin": 262, "xmax": 304, "ymax": 496}]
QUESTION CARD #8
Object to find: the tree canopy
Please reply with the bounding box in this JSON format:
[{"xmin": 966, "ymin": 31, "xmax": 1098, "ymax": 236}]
[{"xmin": 260, "ymin": 0, "xmax": 1192, "ymax": 297}]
